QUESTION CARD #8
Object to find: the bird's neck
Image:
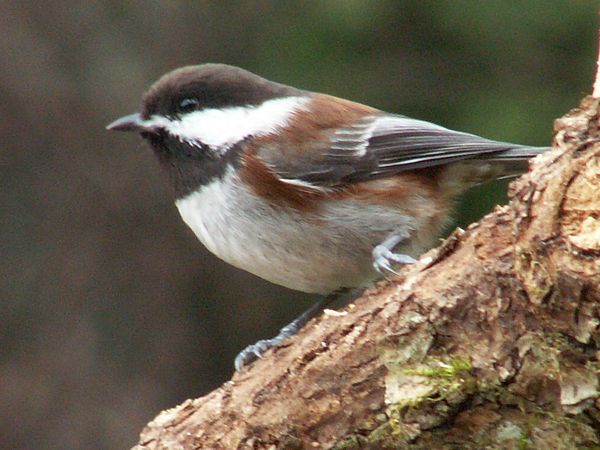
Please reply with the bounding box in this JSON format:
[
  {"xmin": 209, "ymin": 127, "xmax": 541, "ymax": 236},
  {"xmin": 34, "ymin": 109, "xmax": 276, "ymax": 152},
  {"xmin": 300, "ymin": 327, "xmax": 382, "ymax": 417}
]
[{"xmin": 148, "ymin": 134, "xmax": 246, "ymax": 199}]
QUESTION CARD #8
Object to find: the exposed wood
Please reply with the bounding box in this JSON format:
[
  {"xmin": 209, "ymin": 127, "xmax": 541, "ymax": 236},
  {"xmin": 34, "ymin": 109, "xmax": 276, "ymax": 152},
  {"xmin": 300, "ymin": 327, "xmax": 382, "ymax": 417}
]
[{"xmin": 593, "ymin": 9, "xmax": 600, "ymax": 97}]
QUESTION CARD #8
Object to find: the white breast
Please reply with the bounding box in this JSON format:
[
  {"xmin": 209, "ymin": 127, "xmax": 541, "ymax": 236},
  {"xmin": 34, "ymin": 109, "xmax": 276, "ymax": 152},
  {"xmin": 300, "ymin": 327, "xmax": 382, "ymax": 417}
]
[
  {"xmin": 175, "ymin": 168, "xmax": 420, "ymax": 294},
  {"xmin": 175, "ymin": 171, "xmax": 251, "ymax": 269},
  {"xmin": 175, "ymin": 169, "xmax": 337, "ymax": 292}
]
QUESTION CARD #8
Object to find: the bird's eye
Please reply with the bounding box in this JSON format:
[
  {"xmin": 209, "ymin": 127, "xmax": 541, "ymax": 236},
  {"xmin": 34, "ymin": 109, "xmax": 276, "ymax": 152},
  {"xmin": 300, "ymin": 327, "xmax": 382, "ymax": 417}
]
[{"xmin": 177, "ymin": 98, "xmax": 200, "ymax": 113}]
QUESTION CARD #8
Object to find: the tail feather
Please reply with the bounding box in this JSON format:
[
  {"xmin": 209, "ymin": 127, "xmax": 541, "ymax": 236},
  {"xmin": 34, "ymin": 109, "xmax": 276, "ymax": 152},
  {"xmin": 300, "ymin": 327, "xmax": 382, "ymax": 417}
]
[
  {"xmin": 479, "ymin": 145, "xmax": 549, "ymax": 178},
  {"xmin": 441, "ymin": 145, "xmax": 549, "ymax": 195}
]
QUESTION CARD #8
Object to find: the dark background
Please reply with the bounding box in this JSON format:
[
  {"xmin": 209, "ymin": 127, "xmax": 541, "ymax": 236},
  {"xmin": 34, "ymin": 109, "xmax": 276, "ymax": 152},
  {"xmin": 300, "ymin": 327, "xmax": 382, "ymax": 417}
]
[{"xmin": 1, "ymin": 2, "xmax": 596, "ymax": 449}]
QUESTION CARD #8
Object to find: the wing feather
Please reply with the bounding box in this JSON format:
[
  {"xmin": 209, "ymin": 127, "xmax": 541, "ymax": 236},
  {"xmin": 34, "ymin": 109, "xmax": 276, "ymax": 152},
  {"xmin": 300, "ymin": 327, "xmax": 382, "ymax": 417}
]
[{"xmin": 256, "ymin": 113, "xmax": 539, "ymax": 188}]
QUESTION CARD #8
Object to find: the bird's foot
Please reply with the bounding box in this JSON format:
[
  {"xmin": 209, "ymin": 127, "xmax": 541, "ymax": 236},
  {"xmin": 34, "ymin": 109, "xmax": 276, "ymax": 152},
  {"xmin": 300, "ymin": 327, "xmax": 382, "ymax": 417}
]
[
  {"xmin": 372, "ymin": 245, "xmax": 416, "ymax": 277},
  {"xmin": 234, "ymin": 337, "xmax": 282, "ymax": 371}
]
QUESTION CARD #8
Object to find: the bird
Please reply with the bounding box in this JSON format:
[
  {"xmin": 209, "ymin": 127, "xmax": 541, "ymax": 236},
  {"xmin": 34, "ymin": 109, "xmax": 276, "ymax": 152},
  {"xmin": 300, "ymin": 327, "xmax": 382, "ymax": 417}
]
[{"xmin": 107, "ymin": 63, "xmax": 547, "ymax": 369}]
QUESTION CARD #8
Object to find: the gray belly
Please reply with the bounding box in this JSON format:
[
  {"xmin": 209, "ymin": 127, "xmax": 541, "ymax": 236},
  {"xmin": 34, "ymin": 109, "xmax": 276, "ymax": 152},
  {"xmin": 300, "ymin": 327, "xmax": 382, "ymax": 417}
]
[{"xmin": 175, "ymin": 173, "xmax": 419, "ymax": 294}]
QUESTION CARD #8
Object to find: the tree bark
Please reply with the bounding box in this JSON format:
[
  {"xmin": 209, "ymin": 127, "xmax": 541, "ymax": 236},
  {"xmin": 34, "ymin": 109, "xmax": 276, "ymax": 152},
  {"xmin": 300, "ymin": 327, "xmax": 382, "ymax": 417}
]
[{"xmin": 133, "ymin": 97, "xmax": 600, "ymax": 450}]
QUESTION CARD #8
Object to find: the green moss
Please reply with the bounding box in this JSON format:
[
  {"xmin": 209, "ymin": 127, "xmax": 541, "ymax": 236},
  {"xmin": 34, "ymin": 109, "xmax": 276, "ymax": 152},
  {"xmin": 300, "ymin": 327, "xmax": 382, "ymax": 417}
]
[
  {"xmin": 515, "ymin": 247, "xmax": 553, "ymax": 303},
  {"xmin": 334, "ymin": 331, "xmax": 599, "ymax": 448},
  {"xmin": 334, "ymin": 381, "xmax": 598, "ymax": 449},
  {"xmin": 388, "ymin": 356, "xmax": 475, "ymax": 406},
  {"xmin": 517, "ymin": 425, "xmax": 531, "ymax": 450},
  {"xmin": 330, "ymin": 434, "xmax": 366, "ymax": 450},
  {"xmin": 399, "ymin": 356, "xmax": 472, "ymax": 379},
  {"xmin": 364, "ymin": 412, "xmax": 420, "ymax": 449}
]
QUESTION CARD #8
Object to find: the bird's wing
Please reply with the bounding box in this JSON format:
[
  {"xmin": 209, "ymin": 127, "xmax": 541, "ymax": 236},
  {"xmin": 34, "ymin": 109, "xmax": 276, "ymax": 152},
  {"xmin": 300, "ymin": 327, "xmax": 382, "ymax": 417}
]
[{"xmin": 255, "ymin": 113, "xmax": 532, "ymax": 188}]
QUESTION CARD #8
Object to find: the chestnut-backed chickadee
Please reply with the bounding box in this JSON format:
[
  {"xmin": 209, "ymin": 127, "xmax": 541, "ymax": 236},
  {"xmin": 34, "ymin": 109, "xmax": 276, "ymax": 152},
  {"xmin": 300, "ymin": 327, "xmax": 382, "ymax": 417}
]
[{"xmin": 108, "ymin": 64, "xmax": 548, "ymax": 369}]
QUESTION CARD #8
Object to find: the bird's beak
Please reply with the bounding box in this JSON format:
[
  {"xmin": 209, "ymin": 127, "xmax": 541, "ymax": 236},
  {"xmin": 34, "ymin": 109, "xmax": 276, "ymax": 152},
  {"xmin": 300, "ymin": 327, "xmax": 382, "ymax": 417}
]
[{"xmin": 106, "ymin": 113, "xmax": 148, "ymax": 133}]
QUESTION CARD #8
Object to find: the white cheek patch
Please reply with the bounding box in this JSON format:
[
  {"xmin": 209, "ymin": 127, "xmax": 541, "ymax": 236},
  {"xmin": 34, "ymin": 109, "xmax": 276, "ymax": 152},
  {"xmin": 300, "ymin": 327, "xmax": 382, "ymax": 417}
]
[{"xmin": 145, "ymin": 96, "xmax": 309, "ymax": 150}]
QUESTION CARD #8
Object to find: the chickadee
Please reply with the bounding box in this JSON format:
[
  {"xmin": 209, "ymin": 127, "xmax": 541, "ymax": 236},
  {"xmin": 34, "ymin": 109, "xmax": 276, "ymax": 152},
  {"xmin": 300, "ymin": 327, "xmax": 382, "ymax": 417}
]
[{"xmin": 108, "ymin": 64, "xmax": 547, "ymax": 369}]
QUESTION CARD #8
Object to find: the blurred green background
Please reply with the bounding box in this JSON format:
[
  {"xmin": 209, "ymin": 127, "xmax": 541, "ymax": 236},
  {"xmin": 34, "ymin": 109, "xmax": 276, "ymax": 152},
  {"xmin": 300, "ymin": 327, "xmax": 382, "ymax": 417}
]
[{"xmin": 1, "ymin": 1, "xmax": 596, "ymax": 449}]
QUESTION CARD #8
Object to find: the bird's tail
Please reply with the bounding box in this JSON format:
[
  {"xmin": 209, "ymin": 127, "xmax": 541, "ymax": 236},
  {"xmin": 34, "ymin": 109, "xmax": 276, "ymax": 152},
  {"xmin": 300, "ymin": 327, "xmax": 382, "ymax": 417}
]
[
  {"xmin": 479, "ymin": 145, "xmax": 549, "ymax": 179},
  {"xmin": 441, "ymin": 145, "xmax": 549, "ymax": 195}
]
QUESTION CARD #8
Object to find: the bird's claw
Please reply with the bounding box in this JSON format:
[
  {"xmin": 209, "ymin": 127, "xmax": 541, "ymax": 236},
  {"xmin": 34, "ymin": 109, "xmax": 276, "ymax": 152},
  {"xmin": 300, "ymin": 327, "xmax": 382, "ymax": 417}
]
[
  {"xmin": 234, "ymin": 338, "xmax": 278, "ymax": 371},
  {"xmin": 372, "ymin": 245, "xmax": 416, "ymax": 277}
]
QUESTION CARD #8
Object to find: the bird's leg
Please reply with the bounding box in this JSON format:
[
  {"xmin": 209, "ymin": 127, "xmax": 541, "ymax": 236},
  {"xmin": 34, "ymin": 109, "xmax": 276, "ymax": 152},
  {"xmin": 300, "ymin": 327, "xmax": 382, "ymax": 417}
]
[
  {"xmin": 234, "ymin": 288, "xmax": 349, "ymax": 371},
  {"xmin": 372, "ymin": 231, "xmax": 417, "ymax": 276}
]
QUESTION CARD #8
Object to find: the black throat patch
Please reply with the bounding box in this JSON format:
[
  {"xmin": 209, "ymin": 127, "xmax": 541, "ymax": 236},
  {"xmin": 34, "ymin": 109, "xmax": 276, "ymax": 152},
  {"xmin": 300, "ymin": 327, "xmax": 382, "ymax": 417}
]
[{"xmin": 145, "ymin": 132, "xmax": 246, "ymax": 199}]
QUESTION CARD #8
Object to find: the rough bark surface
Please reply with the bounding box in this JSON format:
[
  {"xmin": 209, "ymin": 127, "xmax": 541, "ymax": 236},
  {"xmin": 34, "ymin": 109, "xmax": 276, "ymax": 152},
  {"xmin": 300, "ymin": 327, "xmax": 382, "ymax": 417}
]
[{"xmin": 133, "ymin": 97, "xmax": 600, "ymax": 450}]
